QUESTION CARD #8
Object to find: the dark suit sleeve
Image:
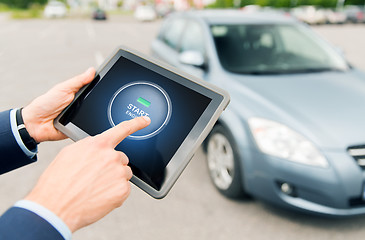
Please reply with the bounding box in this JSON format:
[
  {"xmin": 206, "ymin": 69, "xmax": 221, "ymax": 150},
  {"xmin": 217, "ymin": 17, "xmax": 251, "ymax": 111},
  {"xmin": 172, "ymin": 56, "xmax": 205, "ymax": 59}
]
[
  {"xmin": 0, "ymin": 207, "xmax": 64, "ymax": 240},
  {"xmin": 0, "ymin": 110, "xmax": 36, "ymax": 175}
]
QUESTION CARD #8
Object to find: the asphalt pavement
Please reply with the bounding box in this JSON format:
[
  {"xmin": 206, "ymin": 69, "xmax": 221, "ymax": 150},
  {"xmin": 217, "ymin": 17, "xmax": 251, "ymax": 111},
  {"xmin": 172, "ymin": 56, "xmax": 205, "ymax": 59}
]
[{"xmin": 1, "ymin": 14, "xmax": 365, "ymax": 240}]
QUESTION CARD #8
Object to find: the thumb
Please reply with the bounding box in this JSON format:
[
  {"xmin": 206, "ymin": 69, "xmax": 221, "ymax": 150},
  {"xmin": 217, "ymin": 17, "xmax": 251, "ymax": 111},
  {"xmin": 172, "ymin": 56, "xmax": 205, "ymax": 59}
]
[
  {"xmin": 99, "ymin": 116, "xmax": 151, "ymax": 147},
  {"xmin": 60, "ymin": 67, "xmax": 96, "ymax": 93}
]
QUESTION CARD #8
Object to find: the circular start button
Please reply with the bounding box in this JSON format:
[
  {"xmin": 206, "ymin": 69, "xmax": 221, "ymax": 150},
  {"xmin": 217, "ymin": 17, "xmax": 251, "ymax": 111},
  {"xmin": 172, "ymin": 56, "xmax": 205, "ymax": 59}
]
[{"xmin": 108, "ymin": 81, "xmax": 172, "ymax": 140}]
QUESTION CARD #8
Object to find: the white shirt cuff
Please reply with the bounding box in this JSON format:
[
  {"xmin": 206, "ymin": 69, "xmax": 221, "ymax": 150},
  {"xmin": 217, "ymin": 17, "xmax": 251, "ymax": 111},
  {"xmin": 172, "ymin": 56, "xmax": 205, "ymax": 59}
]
[
  {"xmin": 10, "ymin": 108, "xmax": 38, "ymax": 158},
  {"xmin": 14, "ymin": 200, "xmax": 72, "ymax": 240}
]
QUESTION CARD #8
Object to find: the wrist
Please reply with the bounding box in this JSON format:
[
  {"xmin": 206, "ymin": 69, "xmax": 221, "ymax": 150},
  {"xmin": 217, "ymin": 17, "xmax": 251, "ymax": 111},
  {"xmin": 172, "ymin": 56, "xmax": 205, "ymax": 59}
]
[
  {"xmin": 14, "ymin": 200, "xmax": 72, "ymax": 240},
  {"xmin": 25, "ymin": 190, "xmax": 79, "ymax": 233},
  {"xmin": 21, "ymin": 106, "xmax": 41, "ymax": 143},
  {"xmin": 16, "ymin": 108, "xmax": 39, "ymax": 150}
]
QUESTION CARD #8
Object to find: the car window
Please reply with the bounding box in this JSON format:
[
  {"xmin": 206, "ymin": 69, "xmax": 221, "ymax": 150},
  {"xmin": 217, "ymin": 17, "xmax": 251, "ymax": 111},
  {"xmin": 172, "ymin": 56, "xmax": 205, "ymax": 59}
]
[
  {"xmin": 211, "ymin": 24, "xmax": 349, "ymax": 74},
  {"xmin": 180, "ymin": 21, "xmax": 205, "ymax": 54},
  {"xmin": 159, "ymin": 18, "xmax": 186, "ymax": 50},
  {"xmin": 278, "ymin": 26, "xmax": 328, "ymax": 64}
]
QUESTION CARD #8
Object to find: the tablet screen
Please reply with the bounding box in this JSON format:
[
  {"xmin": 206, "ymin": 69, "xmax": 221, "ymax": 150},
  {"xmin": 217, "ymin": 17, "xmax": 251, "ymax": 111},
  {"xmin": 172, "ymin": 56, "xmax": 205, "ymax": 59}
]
[{"xmin": 60, "ymin": 55, "xmax": 212, "ymax": 190}]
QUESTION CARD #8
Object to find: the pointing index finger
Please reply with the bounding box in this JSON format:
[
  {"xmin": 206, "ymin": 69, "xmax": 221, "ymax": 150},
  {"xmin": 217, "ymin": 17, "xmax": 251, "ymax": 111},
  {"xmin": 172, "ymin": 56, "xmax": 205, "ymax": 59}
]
[{"xmin": 101, "ymin": 116, "xmax": 151, "ymax": 147}]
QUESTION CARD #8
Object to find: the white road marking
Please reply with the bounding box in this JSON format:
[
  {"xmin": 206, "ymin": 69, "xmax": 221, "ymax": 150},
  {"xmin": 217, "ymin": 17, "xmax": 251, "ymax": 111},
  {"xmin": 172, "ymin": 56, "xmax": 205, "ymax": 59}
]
[
  {"xmin": 86, "ymin": 23, "xmax": 96, "ymax": 40},
  {"xmin": 94, "ymin": 51, "xmax": 104, "ymax": 66}
]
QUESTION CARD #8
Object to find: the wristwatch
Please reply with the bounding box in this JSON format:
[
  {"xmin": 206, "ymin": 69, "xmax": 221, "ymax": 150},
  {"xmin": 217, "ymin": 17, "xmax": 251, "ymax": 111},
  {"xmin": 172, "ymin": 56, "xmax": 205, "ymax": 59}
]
[{"xmin": 16, "ymin": 108, "xmax": 38, "ymax": 152}]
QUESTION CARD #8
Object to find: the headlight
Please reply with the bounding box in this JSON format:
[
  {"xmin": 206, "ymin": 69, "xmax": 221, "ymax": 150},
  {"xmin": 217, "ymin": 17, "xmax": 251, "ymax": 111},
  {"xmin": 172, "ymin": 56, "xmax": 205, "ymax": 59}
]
[{"xmin": 248, "ymin": 118, "xmax": 328, "ymax": 168}]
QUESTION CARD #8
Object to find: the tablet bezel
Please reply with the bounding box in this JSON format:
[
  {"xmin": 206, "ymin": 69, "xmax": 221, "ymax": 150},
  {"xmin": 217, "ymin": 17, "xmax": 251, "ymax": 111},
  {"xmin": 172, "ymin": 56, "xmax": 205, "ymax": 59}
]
[{"xmin": 54, "ymin": 46, "xmax": 230, "ymax": 199}]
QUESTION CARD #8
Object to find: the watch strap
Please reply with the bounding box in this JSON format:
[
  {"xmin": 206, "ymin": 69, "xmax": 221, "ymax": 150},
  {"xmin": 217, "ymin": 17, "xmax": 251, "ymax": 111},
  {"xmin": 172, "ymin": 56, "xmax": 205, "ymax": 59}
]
[{"xmin": 15, "ymin": 108, "xmax": 38, "ymax": 152}]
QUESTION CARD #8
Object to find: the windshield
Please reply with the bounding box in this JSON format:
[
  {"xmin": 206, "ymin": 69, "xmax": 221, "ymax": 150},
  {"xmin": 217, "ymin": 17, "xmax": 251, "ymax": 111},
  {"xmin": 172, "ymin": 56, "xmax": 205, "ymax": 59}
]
[{"xmin": 211, "ymin": 24, "xmax": 349, "ymax": 74}]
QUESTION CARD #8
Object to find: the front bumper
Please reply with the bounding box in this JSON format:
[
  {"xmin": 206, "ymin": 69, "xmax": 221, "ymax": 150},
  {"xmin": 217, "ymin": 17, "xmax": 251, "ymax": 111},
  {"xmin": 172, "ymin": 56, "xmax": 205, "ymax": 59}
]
[{"xmin": 243, "ymin": 148, "xmax": 365, "ymax": 216}]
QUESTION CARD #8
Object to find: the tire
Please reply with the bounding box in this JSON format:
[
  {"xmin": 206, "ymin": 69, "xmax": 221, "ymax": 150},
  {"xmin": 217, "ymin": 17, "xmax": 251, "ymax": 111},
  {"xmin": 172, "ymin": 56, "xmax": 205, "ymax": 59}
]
[{"xmin": 205, "ymin": 125, "xmax": 248, "ymax": 199}]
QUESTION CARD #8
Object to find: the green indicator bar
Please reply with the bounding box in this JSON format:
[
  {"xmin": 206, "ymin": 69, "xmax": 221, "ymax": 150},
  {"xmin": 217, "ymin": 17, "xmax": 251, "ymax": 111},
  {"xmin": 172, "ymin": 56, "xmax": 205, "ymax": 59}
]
[{"xmin": 137, "ymin": 97, "xmax": 151, "ymax": 107}]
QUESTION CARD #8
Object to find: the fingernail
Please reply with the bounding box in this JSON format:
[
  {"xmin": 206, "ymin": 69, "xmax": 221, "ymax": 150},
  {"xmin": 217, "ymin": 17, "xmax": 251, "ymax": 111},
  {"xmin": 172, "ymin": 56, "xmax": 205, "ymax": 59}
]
[
  {"xmin": 85, "ymin": 67, "xmax": 94, "ymax": 74},
  {"xmin": 142, "ymin": 116, "xmax": 151, "ymax": 123}
]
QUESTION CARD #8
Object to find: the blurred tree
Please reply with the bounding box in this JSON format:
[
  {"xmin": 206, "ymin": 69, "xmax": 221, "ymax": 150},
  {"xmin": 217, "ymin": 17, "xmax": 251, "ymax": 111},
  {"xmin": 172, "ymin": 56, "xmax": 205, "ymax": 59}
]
[
  {"xmin": 0, "ymin": 0, "xmax": 10, "ymax": 6},
  {"xmin": 321, "ymin": 0, "xmax": 337, "ymax": 7},
  {"xmin": 12, "ymin": 0, "xmax": 30, "ymax": 8},
  {"xmin": 345, "ymin": 0, "xmax": 365, "ymax": 5},
  {"xmin": 272, "ymin": 0, "xmax": 292, "ymax": 7},
  {"xmin": 240, "ymin": 0, "xmax": 257, "ymax": 6},
  {"xmin": 208, "ymin": 0, "xmax": 234, "ymax": 8},
  {"xmin": 297, "ymin": 0, "xmax": 318, "ymax": 5},
  {"xmin": 255, "ymin": 0, "xmax": 270, "ymax": 6},
  {"xmin": 0, "ymin": 0, "xmax": 47, "ymax": 8},
  {"xmin": 117, "ymin": 0, "xmax": 123, "ymax": 8}
]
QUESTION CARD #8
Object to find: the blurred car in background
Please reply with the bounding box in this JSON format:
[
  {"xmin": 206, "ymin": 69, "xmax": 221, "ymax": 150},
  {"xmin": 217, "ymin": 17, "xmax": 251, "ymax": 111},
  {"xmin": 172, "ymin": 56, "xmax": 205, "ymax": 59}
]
[
  {"xmin": 324, "ymin": 9, "xmax": 347, "ymax": 24},
  {"xmin": 242, "ymin": 5, "xmax": 290, "ymax": 17},
  {"xmin": 343, "ymin": 5, "xmax": 365, "ymax": 23},
  {"xmin": 291, "ymin": 6, "xmax": 326, "ymax": 24},
  {"xmin": 241, "ymin": 4, "xmax": 262, "ymax": 13},
  {"xmin": 44, "ymin": 1, "xmax": 67, "ymax": 18},
  {"xmin": 151, "ymin": 10, "xmax": 365, "ymax": 216},
  {"xmin": 92, "ymin": 8, "xmax": 107, "ymax": 20},
  {"xmin": 134, "ymin": 5, "xmax": 157, "ymax": 21},
  {"xmin": 155, "ymin": 3, "xmax": 173, "ymax": 18}
]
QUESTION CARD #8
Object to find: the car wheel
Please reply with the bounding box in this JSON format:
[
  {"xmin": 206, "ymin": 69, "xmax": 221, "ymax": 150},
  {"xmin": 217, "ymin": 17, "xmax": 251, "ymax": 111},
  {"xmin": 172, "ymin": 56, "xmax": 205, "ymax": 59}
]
[{"xmin": 206, "ymin": 125, "xmax": 248, "ymax": 199}]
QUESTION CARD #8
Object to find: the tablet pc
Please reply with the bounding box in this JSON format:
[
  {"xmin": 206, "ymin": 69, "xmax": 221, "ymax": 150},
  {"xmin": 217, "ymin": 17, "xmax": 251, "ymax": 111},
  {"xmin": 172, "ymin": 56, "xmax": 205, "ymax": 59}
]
[{"xmin": 54, "ymin": 46, "xmax": 230, "ymax": 199}]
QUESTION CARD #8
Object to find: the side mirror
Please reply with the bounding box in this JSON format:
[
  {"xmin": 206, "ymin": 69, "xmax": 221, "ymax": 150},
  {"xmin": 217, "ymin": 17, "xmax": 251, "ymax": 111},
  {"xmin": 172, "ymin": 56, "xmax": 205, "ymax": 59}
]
[{"xmin": 179, "ymin": 51, "xmax": 206, "ymax": 68}]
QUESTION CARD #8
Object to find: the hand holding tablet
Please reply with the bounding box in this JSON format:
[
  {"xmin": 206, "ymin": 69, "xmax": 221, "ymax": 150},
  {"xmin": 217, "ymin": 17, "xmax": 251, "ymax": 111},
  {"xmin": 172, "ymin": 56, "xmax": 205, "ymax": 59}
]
[
  {"xmin": 26, "ymin": 116, "xmax": 150, "ymax": 232},
  {"xmin": 55, "ymin": 46, "xmax": 230, "ymax": 198}
]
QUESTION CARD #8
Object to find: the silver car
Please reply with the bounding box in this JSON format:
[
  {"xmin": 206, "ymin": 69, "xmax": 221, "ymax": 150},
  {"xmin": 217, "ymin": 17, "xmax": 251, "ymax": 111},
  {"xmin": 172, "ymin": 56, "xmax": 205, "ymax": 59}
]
[{"xmin": 151, "ymin": 10, "xmax": 365, "ymax": 216}]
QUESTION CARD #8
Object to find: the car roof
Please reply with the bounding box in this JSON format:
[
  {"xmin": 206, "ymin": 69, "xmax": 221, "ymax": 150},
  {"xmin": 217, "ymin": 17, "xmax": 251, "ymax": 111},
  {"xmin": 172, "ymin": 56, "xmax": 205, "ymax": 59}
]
[{"xmin": 171, "ymin": 10, "xmax": 298, "ymax": 25}]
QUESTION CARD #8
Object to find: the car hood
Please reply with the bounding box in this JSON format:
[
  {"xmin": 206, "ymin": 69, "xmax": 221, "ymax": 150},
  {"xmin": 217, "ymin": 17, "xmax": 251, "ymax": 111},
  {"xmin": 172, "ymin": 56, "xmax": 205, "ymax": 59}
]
[{"xmin": 223, "ymin": 69, "xmax": 365, "ymax": 150}]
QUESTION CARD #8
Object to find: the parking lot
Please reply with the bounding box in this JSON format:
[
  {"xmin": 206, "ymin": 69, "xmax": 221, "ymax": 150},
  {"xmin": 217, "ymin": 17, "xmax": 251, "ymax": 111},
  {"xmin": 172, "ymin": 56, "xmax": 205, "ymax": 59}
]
[{"xmin": 1, "ymin": 15, "xmax": 365, "ymax": 240}]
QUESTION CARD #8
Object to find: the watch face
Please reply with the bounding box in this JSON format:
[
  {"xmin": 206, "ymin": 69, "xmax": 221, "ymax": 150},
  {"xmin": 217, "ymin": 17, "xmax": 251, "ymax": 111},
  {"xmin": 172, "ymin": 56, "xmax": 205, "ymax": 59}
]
[{"xmin": 108, "ymin": 81, "xmax": 172, "ymax": 140}]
